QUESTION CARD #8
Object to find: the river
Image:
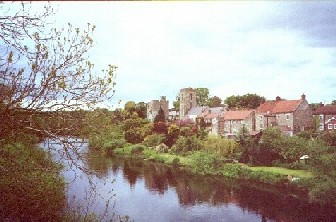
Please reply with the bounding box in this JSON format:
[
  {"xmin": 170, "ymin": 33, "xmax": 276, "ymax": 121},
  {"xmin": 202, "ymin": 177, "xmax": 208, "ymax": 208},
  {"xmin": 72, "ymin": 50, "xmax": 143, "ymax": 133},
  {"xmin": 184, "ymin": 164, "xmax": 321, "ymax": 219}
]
[{"xmin": 41, "ymin": 138, "xmax": 336, "ymax": 222}]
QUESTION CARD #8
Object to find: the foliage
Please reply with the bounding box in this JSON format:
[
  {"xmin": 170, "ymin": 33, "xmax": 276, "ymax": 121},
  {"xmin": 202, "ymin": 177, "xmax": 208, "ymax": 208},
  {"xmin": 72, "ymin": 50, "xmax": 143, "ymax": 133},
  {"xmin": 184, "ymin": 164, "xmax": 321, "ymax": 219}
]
[
  {"xmin": 124, "ymin": 101, "xmax": 137, "ymax": 118},
  {"xmin": 195, "ymin": 88, "xmax": 210, "ymax": 106},
  {"xmin": 153, "ymin": 122, "xmax": 168, "ymax": 135},
  {"xmin": 179, "ymin": 126, "xmax": 194, "ymax": 137},
  {"xmin": 171, "ymin": 136, "xmax": 203, "ymax": 154},
  {"xmin": 208, "ymin": 96, "xmax": 222, "ymax": 107},
  {"xmin": 296, "ymin": 129, "xmax": 319, "ymax": 140},
  {"xmin": 114, "ymin": 144, "xmax": 146, "ymax": 156},
  {"xmin": 173, "ymin": 94, "xmax": 180, "ymax": 110},
  {"xmin": 222, "ymin": 164, "xmax": 249, "ymax": 179},
  {"xmin": 203, "ymin": 135, "xmax": 239, "ymax": 158},
  {"xmin": 0, "ymin": 2, "xmax": 117, "ymax": 139},
  {"xmin": 308, "ymin": 153, "xmax": 336, "ymax": 206},
  {"xmin": 188, "ymin": 151, "xmax": 220, "ymax": 175},
  {"xmin": 321, "ymin": 130, "xmax": 336, "ymax": 147},
  {"xmin": 124, "ymin": 117, "xmax": 148, "ymax": 144},
  {"xmin": 0, "ymin": 142, "xmax": 66, "ymax": 221},
  {"xmin": 154, "ymin": 107, "xmax": 166, "ymax": 123},
  {"xmin": 224, "ymin": 93, "xmax": 265, "ymax": 109},
  {"xmin": 165, "ymin": 124, "xmax": 180, "ymax": 147},
  {"xmin": 135, "ymin": 102, "xmax": 147, "ymax": 119},
  {"xmin": 143, "ymin": 134, "xmax": 165, "ymax": 147}
]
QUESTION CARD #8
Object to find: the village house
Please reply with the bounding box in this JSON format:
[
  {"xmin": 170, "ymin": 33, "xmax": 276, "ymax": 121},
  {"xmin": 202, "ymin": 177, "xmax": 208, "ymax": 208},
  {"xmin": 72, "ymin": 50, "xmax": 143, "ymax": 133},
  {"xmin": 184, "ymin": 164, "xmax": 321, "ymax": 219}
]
[
  {"xmin": 313, "ymin": 104, "xmax": 336, "ymax": 131},
  {"xmin": 256, "ymin": 94, "xmax": 313, "ymax": 136},
  {"xmin": 168, "ymin": 108, "xmax": 179, "ymax": 121},
  {"xmin": 197, "ymin": 107, "xmax": 226, "ymax": 134},
  {"xmin": 185, "ymin": 106, "xmax": 208, "ymax": 122},
  {"xmin": 223, "ymin": 110, "xmax": 256, "ymax": 136},
  {"xmin": 147, "ymin": 96, "xmax": 169, "ymax": 122}
]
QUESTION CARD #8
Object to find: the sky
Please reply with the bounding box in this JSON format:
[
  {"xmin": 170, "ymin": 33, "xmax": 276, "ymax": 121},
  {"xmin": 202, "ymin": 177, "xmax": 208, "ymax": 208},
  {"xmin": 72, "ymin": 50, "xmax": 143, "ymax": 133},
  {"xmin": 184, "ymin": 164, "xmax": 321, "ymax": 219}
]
[{"xmin": 37, "ymin": 2, "xmax": 336, "ymax": 108}]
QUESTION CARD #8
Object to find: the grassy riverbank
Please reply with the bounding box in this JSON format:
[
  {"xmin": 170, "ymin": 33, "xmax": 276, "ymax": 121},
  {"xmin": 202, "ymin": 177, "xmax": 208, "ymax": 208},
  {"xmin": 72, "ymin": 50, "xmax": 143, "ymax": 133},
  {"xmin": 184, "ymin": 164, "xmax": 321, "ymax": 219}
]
[
  {"xmin": 0, "ymin": 135, "xmax": 66, "ymax": 221},
  {"xmin": 111, "ymin": 144, "xmax": 313, "ymax": 189}
]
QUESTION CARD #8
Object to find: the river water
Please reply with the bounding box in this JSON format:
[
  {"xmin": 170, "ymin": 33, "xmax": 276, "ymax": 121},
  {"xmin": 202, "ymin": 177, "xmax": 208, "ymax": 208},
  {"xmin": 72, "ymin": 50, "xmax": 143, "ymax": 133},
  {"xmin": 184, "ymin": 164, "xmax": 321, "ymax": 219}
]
[{"xmin": 41, "ymin": 138, "xmax": 336, "ymax": 222}]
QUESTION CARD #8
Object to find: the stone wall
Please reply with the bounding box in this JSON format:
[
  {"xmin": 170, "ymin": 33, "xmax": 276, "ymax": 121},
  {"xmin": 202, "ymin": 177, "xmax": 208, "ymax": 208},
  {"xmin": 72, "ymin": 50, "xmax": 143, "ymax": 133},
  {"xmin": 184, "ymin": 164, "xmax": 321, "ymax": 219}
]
[
  {"xmin": 293, "ymin": 100, "xmax": 314, "ymax": 133},
  {"xmin": 223, "ymin": 113, "xmax": 255, "ymax": 135}
]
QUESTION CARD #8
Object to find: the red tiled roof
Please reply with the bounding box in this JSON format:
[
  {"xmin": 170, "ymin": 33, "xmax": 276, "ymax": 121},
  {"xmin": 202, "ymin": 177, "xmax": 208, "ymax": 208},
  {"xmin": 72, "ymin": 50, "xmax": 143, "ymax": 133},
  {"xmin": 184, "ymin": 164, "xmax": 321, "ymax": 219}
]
[
  {"xmin": 313, "ymin": 106, "xmax": 336, "ymax": 115},
  {"xmin": 257, "ymin": 100, "xmax": 301, "ymax": 114},
  {"xmin": 224, "ymin": 110, "xmax": 254, "ymax": 120}
]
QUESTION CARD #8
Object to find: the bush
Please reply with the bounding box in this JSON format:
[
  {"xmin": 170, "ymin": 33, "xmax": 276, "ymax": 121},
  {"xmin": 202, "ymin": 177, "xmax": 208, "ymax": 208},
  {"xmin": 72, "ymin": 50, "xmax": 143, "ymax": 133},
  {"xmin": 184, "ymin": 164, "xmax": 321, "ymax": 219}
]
[
  {"xmin": 222, "ymin": 164, "xmax": 248, "ymax": 179},
  {"xmin": 188, "ymin": 151, "xmax": 220, "ymax": 175},
  {"xmin": 102, "ymin": 138, "xmax": 127, "ymax": 156},
  {"xmin": 203, "ymin": 135, "xmax": 239, "ymax": 158},
  {"xmin": 321, "ymin": 131, "xmax": 336, "ymax": 147},
  {"xmin": 171, "ymin": 136, "xmax": 203, "ymax": 154},
  {"xmin": 143, "ymin": 134, "xmax": 165, "ymax": 147},
  {"xmin": 0, "ymin": 143, "xmax": 66, "ymax": 221},
  {"xmin": 114, "ymin": 144, "xmax": 145, "ymax": 156}
]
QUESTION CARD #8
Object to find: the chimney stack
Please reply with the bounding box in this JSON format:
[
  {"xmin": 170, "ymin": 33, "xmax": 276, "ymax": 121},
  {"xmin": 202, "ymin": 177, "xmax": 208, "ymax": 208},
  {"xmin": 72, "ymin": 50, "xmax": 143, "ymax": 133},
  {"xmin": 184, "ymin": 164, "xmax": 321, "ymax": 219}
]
[
  {"xmin": 301, "ymin": 93, "xmax": 306, "ymax": 101},
  {"xmin": 276, "ymin": 96, "xmax": 281, "ymax": 101}
]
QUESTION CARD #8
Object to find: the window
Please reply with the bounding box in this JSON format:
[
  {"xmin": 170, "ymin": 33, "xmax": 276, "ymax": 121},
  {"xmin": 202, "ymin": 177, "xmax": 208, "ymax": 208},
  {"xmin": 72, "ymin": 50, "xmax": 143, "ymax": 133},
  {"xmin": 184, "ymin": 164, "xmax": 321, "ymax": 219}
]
[
  {"xmin": 286, "ymin": 114, "xmax": 290, "ymax": 120},
  {"xmin": 259, "ymin": 124, "xmax": 263, "ymax": 129},
  {"xmin": 320, "ymin": 124, "xmax": 324, "ymax": 131},
  {"xmin": 320, "ymin": 115, "xmax": 324, "ymax": 120},
  {"xmin": 259, "ymin": 115, "xmax": 263, "ymax": 120},
  {"xmin": 328, "ymin": 124, "xmax": 333, "ymax": 130}
]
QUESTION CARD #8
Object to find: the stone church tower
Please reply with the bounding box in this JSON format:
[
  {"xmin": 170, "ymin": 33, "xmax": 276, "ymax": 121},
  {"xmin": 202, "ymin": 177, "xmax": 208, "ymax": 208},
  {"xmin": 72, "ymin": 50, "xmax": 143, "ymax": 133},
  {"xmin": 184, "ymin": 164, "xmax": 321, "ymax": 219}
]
[{"xmin": 179, "ymin": 87, "xmax": 196, "ymax": 119}]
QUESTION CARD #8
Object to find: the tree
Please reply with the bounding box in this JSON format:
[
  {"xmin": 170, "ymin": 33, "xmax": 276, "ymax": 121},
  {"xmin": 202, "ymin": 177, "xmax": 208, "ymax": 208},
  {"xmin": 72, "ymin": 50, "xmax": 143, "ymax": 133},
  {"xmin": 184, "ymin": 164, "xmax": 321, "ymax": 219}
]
[
  {"xmin": 124, "ymin": 117, "xmax": 146, "ymax": 144},
  {"xmin": 173, "ymin": 94, "xmax": 180, "ymax": 111},
  {"xmin": 0, "ymin": 2, "xmax": 117, "ymax": 139},
  {"xmin": 135, "ymin": 102, "xmax": 147, "ymax": 119},
  {"xmin": 195, "ymin": 88, "xmax": 210, "ymax": 106},
  {"xmin": 208, "ymin": 96, "xmax": 222, "ymax": 107},
  {"xmin": 153, "ymin": 107, "xmax": 167, "ymax": 134},
  {"xmin": 154, "ymin": 107, "xmax": 166, "ymax": 123},
  {"xmin": 224, "ymin": 93, "xmax": 265, "ymax": 109},
  {"xmin": 124, "ymin": 101, "xmax": 136, "ymax": 118}
]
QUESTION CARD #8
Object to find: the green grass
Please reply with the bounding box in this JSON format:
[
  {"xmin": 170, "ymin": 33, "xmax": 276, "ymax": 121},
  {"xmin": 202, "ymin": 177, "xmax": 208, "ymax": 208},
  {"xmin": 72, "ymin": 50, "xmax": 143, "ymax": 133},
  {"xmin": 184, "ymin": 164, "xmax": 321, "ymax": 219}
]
[{"xmin": 247, "ymin": 166, "xmax": 313, "ymax": 178}]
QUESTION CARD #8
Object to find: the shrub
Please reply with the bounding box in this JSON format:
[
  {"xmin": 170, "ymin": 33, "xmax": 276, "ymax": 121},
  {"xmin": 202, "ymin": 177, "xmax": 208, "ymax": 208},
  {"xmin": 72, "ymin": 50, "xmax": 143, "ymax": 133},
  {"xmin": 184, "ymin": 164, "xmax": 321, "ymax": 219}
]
[
  {"xmin": 222, "ymin": 164, "xmax": 248, "ymax": 179},
  {"xmin": 171, "ymin": 136, "xmax": 203, "ymax": 155},
  {"xmin": 143, "ymin": 134, "xmax": 165, "ymax": 147},
  {"xmin": 188, "ymin": 151, "xmax": 219, "ymax": 175},
  {"xmin": 0, "ymin": 143, "xmax": 66, "ymax": 221},
  {"xmin": 203, "ymin": 135, "xmax": 239, "ymax": 158},
  {"xmin": 102, "ymin": 138, "xmax": 127, "ymax": 156}
]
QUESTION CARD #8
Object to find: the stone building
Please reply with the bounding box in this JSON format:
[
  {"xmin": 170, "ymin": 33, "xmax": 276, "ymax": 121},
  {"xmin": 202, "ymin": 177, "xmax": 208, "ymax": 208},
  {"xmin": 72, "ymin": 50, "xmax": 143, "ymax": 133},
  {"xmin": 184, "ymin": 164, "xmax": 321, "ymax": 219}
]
[
  {"xmin": 313, "ymin": 104, "xmax": 336, "ymax": 131},
  {"xmin": 179, "ymin": 87, "xmax": 197, "ymax": 119},
  {"xmin": 256, "ymin": 94, "xmax": 313, "ymax": 135},
  {"xmin": 223, "ymin": 110, "xmax": 256, "ymax": 136},
  {"xmin": 147, "ymin": 96, "xmax": 169, "ymax": 122}
]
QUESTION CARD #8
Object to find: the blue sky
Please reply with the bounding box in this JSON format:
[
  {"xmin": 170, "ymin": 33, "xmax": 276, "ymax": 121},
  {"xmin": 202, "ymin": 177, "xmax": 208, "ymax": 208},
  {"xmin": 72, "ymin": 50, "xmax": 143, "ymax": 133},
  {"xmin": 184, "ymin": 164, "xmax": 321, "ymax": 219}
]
[{"xmin": 37, "ymin": 2, "xmax": 336, "ymax": 108}]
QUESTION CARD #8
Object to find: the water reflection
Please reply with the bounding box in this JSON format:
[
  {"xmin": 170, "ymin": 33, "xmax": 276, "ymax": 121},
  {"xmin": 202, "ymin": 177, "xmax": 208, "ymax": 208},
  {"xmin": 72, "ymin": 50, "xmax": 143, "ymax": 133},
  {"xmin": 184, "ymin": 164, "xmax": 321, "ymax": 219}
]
[
  {"xmin": 100, "ymin": 156, "xmax": 336, "ymax": 222},
  {"xmin": 42, "ymin": 139, "xmax": 336, "ymax": 222}
]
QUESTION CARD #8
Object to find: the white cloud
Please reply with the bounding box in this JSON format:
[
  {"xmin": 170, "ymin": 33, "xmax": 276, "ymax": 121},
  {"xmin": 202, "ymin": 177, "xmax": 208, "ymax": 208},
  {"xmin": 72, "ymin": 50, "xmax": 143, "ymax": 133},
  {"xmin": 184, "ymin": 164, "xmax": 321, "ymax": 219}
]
[{"xmin": 30, "ymin": 2, "xmax": 336, "ymax": 107}]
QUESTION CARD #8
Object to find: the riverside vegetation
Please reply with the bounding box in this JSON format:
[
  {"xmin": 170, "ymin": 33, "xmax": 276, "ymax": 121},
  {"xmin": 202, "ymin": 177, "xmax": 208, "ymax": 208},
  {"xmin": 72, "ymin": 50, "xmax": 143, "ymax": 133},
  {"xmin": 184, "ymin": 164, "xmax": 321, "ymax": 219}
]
[{"xmin": 87, "ymin": 107, "xmax": 336, "ymax": 208}]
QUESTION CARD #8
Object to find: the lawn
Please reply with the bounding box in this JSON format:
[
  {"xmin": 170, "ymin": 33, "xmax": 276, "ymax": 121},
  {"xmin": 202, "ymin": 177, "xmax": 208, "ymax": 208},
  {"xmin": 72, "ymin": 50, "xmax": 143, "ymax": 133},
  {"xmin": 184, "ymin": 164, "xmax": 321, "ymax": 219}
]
[{"xmin": 247, "ymin": 166, "xmax": 313, "ymax": 178}]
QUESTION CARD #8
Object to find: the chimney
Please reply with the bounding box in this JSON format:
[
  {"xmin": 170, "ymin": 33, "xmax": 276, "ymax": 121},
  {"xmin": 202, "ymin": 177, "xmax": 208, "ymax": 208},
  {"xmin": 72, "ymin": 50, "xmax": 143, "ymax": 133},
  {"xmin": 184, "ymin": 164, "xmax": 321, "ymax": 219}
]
[
  {"xmin": 276, "ymin": 96, "xmax": 281, "ymax": 101},
  {"xmin": 301, "ymin": 93, "xmax": 306, "ymax": 101},
  {"xmin": 319, "ymin": 102, "xmax": 324, "ymax": 107}
]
